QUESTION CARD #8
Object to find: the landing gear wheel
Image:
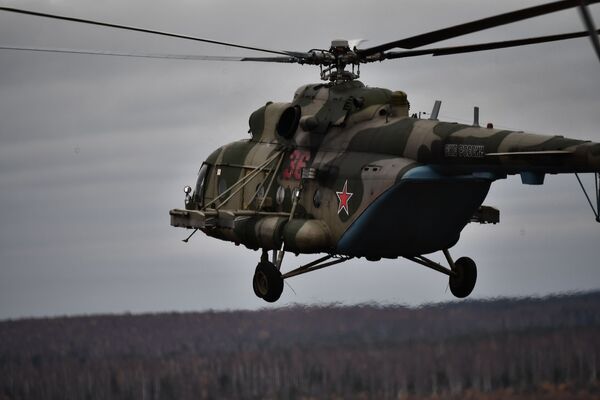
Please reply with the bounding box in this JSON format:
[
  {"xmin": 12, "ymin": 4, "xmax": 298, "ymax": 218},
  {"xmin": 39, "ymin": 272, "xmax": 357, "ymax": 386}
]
[
  {"xmin": 252, "ymin": 272, "xmax": 262, "ymax": 298},
  {"xmin": 449, "ymin": 257, "xmax": 477, "ymax": 298},
  {"xmin": 252, "ymin": 261, "xmax": 284, "ymax": 303}
]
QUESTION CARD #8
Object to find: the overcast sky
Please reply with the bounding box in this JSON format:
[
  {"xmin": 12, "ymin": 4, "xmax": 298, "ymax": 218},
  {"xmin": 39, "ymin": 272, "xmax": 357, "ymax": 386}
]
[{"xmin": 1, "ymin": 0, "xmax": 599, "ymax": 320}]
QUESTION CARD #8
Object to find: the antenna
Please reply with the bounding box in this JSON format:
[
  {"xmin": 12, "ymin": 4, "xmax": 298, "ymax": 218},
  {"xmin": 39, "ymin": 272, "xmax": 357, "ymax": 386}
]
[
  {"xmin": 429, "ymin": 100, "xmax": 442, "ymax": 120},
  {"xmin": 473, "ymin": 106, "xmax": 480, "ymax": 127}
]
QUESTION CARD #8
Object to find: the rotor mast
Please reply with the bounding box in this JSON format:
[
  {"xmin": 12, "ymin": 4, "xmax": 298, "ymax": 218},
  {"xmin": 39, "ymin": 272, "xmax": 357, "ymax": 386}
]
[{"xmin": 317, "ymin": 40, "xmax": 360, "ymax": 82}]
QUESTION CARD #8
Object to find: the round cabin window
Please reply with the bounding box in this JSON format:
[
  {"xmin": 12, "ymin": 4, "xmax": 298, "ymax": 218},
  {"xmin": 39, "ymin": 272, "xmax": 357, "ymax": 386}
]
[
  {"xmin": 313, "ymin": 189, "xmax": 321, "ymax": 208},
  {"xmin": 276, "ymin": 186, "xmax": 286, "ymax": 205}
]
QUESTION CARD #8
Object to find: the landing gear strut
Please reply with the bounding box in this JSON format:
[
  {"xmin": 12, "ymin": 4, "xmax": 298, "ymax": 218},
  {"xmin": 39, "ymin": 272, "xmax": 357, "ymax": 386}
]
[
  {"xmin": 251, "ymin": 248, "xmax": 477, "ymax": 302},
  {"xmin": 405, "ymin": 250, "xmax": 477, "ymax": 298}
]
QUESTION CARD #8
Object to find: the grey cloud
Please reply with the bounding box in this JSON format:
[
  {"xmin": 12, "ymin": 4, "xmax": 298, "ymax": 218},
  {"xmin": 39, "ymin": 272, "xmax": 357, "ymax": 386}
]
[{"xmin": 0, "ymin": 0, "xmax": 599, "ymax": 319}]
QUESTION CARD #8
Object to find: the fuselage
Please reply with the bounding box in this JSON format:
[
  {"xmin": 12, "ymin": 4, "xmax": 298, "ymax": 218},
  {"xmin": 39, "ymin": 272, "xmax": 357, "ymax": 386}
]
[{"xmin": 172, "ymin": 81, "xmax": 600, "ymax": 259}]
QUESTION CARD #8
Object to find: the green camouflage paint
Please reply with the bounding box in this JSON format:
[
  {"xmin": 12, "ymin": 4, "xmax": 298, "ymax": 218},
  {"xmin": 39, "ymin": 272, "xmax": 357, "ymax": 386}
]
[{"xmin": 171, "ymin": 80, "xmax": 600, "ymax": 258}]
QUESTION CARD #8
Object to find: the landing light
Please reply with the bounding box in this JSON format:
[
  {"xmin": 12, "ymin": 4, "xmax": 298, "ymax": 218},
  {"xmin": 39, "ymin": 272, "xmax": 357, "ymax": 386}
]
[{"xmin": 184, "ymin": 185, "xmax": 192, "ymax": 205}]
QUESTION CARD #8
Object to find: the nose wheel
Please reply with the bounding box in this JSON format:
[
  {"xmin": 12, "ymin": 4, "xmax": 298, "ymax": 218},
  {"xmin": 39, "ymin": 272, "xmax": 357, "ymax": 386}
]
[
  {"xmin": 252, "ymin": 250, "xmax": 354, "ymax": 303},
  {"xmin": 252, "ymin": 260, "xmax": 284, "ymax": 303}
]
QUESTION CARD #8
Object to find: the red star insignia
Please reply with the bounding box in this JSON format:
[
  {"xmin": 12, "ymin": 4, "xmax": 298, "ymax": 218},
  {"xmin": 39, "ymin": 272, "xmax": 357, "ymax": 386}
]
[{"xmin": 336, "ymin": 180, "xmax": 353, "ymax": 215}]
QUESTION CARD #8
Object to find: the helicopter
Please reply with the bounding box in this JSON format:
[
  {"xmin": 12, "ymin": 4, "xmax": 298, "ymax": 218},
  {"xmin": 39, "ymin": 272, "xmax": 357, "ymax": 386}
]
[{"xmin": 1, "ymin": 1, "xmax": 599, "ymax": 304}]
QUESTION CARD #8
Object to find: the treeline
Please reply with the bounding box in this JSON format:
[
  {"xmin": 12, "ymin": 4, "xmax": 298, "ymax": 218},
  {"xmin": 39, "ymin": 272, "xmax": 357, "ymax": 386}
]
[{"xmin": 1, "ymin": 292, "xmax": 600, "ymax": 399}]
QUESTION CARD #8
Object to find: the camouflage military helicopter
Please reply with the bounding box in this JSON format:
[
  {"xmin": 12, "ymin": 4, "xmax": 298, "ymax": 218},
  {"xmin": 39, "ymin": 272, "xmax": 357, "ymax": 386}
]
[{"xmin": 2, "ymin": 0, "xmax": 599, "ymax": 303}]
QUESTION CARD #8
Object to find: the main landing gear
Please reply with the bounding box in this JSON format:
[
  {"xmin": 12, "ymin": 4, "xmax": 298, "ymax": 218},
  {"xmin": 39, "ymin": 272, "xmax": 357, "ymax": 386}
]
[
  {"xmin": 404, "ymin": 249, "xmax": 477, "ymax": 298},
  {"xmin": 251, "ymin": 248, "xmax": 477, "ymax": 302}
]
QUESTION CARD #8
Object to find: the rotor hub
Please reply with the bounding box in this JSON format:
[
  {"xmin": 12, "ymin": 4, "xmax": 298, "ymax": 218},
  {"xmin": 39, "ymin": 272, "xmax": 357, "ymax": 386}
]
[{"xmin": 314, "ymin": 39, "xmax": 360, "ymax": 82}]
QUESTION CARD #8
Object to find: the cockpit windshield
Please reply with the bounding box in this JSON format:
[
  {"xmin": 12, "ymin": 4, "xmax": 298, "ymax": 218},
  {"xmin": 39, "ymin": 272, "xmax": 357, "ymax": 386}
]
[{"xmin": 194, "ymin": 163, "xmax": 209, "ymax": 205}]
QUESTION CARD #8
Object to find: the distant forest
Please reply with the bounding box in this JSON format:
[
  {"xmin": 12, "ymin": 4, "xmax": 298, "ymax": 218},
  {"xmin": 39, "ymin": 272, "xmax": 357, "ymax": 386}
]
[{"xmin": 1, "ymin": 292, "xmax": 600, "ymax": 400}]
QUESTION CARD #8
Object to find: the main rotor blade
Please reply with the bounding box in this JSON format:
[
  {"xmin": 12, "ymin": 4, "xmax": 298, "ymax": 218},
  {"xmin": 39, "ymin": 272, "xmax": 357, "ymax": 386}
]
[
  {"xmin": 578, "ymin": 1, "xmax": 600, "ymax": 62},
  {"xmin": 0, "ymin": 45, "xmax": 298, "ymax": 62},
  {"xmin": 0, "ymin": 7, "xmax": 295, "ymax": 57},
  {"xmin": 381, "ymin": 29, "xmax": 600, "ymax": 60},
  {"xmin": 360, "ymin": 0, "xmax": 600, "ymax": 56}
]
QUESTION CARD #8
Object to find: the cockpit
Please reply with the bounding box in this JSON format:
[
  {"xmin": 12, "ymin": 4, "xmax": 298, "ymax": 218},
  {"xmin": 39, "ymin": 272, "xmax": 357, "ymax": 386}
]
[{"xmin": 193, "ymin": 163, "xmax": 209, "ymax": 207}]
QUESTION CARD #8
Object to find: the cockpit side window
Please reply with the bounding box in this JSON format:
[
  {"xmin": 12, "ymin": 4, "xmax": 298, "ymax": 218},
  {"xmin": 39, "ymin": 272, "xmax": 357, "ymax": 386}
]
[{"xmin": 194, "ymin": 163, "xmax": 209, "ymax": 206}]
